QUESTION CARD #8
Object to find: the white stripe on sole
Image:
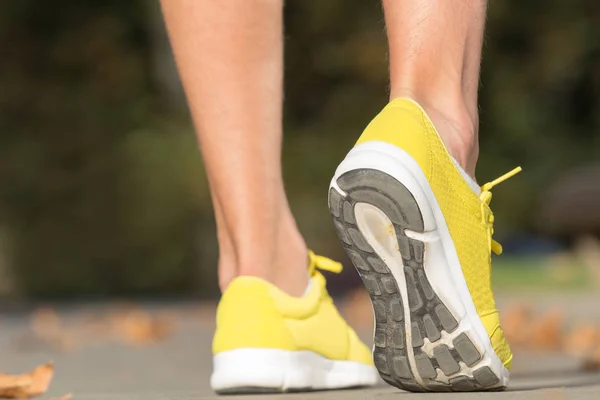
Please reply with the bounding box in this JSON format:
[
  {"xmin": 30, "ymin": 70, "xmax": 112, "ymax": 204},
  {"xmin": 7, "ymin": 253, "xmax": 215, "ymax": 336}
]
[{"xmin": 211, "ymin": 348, "xmax": 378, "ymax": 393}]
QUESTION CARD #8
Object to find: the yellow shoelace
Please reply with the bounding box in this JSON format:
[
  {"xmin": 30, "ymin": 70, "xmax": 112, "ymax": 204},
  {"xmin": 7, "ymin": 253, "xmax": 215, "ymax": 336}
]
[
  {"xmin": 480, "ymin": 167, "xmax": 522, "ymax": 256},
  {"xmin": 308, "ymin": 250, "xmax": 343, "ymax": 275}
]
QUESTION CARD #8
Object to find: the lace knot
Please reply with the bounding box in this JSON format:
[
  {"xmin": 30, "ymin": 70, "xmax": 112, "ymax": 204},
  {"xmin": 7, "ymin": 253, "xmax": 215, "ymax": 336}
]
[{"xmin": 308, "ymin": 250, "xmax": 343, "ymax": 275}]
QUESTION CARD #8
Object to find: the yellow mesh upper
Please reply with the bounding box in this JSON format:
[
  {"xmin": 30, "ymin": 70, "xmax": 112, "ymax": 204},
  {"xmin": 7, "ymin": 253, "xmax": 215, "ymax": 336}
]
[
  {"xmin": 213, "ymin": 260, "xmax": 373, "ymax": 366},
  {"xmin": 356, "ymin": 98, "xmax": 512, "ymax": 368}
]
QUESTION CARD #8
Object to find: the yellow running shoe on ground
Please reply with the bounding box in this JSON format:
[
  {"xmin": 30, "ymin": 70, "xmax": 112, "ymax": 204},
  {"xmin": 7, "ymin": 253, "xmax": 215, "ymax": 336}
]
[
  {"xmin": 328, "ymin": 98, "xmax": 520, "ymax": 392},
  {"xmin": 210, "ymin": 251, "xmax": 377, "ymax": 394}
]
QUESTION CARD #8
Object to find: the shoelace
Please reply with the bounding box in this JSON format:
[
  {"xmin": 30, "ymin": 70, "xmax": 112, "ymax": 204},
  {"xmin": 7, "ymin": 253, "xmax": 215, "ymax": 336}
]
[
  {"xmin": 480, "ymin": 167, "xmax": 522, "ymax": 256},
  {"xmin": 308, "ymin": 250, "xmax": 343, "ymax": 276}
]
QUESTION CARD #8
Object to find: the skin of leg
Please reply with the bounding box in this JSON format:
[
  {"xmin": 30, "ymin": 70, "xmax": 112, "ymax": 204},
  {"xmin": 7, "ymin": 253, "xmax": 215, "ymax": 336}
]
[
  {"xmin": 383, "ymin": 0, "xmax": 487, "ymax": 177},
  {"xmin": 160, "ymin": 0, "xmax": 309, "ymax": 296}
]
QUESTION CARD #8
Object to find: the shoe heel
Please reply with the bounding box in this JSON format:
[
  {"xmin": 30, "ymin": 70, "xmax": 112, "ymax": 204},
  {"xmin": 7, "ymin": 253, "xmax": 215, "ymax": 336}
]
[{"xmin": 329, "ymin": 143, "xmax": 509, "ymax": 392}]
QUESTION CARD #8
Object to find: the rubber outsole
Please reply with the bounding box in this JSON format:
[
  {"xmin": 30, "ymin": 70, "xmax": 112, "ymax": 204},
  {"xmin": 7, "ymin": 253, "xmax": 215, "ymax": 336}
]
[{"xmin": 329, "ymin": 168, "xmax": 505, "ymax": 392}]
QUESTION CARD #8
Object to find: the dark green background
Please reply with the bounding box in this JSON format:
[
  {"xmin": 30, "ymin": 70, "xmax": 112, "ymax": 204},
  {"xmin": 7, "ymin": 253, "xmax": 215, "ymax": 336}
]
[{"xmin": 0, "ymin": 1, "xmax": 598, "ymax": 298}]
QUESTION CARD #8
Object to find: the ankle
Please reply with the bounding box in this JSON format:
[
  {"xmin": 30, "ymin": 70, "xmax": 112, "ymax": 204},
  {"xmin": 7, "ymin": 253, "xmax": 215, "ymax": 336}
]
[
  {"xmin": 391, "ymin": 88, "xmax": 479, "ymax": 177},
  {"xmin": 218, "ymin": 209, "xmax": 310, "ymax": 296},
  {"xmin": 425, "ymin": 100, "xmax": 479, "ymax": 178}
]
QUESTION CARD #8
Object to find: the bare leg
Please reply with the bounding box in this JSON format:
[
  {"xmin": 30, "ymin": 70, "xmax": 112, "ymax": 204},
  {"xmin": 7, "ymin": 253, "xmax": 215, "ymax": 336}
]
[
  {"xmin": 161, "ymin": 0, "xmax": 308, "ymax": 295},
  {"xmin": 383, "ymin": 0, "xmax": 487, "ymax": 177}
]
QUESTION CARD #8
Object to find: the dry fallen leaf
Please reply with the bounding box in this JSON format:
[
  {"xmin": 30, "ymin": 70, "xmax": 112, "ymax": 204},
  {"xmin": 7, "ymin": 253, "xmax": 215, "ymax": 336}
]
[
  {"xmin": 500, "ymin": 303, "xmax": 533, "ymax": 347},
  {"xmin": 0, "ymin": 375, "xmax": 31, "ymax": 398},
  {"xmin": 564, "ymin": 324, "xmax": 600, "ymax": 357},
  {"xmin": 42, "ymin": 393, "xmax": 72, "ymax": 400},
  {"xmin": 528, "ymin": 308, "xmax": 565, "ymax": 351},
  {"xmin": 111, "ymin": 308, "xmax": 174, "ymax": 346},
  {"xmin": 499, "ymin": 302, "xmax": 600, "ymax": 372},
  {"xmin": 0, "ymin": 363, "xmax": 54, "ymax": 399},
  {"xmin": 24, "ymin": 308, "xmax": 78, "ymax": 352},
  {"xmin": 581, "ymin": 358, "xmax": 600, "ymax": 372},
  {"xmin": 20, "ymin": 303, "xmax": 178, "ymax": 353},
  {"xmin": 30, "ymin": 309, "xmax": 61, "ymax": 338},
  {"xmin": 581, "ymin": 344, "xmax": 600, "ymax": 372}
]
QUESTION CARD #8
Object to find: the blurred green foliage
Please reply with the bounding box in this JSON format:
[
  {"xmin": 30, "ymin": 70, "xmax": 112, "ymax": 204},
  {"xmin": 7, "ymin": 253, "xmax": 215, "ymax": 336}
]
[{"xmin": 0, "ymin": 1, "xmax": 598, "ymax": 297}]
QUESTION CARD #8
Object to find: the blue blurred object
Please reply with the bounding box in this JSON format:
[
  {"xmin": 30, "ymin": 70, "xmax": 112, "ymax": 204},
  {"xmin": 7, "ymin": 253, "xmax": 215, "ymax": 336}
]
[{"xmin": 498, "ymin": 234, "xmax": 565, "ymax": 256}]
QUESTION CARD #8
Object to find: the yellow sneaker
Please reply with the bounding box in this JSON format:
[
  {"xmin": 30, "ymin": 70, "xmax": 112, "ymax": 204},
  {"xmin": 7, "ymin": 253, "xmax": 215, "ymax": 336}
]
[
  {"xmin": 210, "ymin": 251, "xmax": 377, "ymax": 394},
  {"xmin": 328, "ymin": 98, "xmax": 520, "ymax": 392}
]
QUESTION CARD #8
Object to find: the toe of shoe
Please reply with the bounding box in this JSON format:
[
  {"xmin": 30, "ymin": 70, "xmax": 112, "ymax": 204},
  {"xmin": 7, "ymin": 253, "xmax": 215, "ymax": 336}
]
[
  {"xmin": 481, "ymin": 310, "xmax": 513, "ymax": 370},
  {"xmin": 346, "ymin": 327, "xmax": 374, "ymax": 366}
]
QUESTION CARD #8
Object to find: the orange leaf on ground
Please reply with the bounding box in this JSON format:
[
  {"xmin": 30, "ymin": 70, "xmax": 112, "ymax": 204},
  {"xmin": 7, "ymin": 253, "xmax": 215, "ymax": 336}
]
[
  {"xmin": 581, "ymin": 345, "xmax": 600, "ymax": 372},
  {"xmin": 564, "ymin": 324, "xmax": 600, "ymax": 357},
  {"xmin": 500, "ymin": 303, "xmax": 533, "ymax": 347},
  {"xmin": 0, "ymin": 375, "xmax": 31, "ymax": 398},
  {"xmin": 42, "ymin": 393, "xmax": 72, "ymax": 400},
  {"xmin": 25, "ymin": 308, "xmax": 77, "ymax": 352},
  {"xmin": 528, "ymin": 308, "xmax": 565, "ymax": 351},
  {"xmin": 0, "ymin": 363, "xmax": 54, "ymax": 399},
  {"xmin": 30, "ymin": 309, "xmax": 61, "ymax": 338},
  {"xmin": 110, "ymin": 307, "xmax": 174, "ymax": 346}
]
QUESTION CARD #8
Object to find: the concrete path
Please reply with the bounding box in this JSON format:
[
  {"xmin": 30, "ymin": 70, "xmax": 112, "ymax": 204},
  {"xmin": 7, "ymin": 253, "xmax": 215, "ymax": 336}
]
[{"xmin": 0, "ymin": 293, "xmax": 598, "ymax": 399}]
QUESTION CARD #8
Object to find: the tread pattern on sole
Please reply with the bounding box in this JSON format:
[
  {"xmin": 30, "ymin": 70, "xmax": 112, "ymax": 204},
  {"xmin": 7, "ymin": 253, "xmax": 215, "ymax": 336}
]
[{"xmin": 329, "ymin": 169, "xmax": 505, "ymax": 392}]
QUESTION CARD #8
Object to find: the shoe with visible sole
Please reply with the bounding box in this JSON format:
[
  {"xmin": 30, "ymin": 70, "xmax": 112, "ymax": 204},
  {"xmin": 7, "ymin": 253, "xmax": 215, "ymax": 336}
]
[
  {"xmin": 210, "ymin": 251, "xmax": 378, "ymax": 394},
  {"xmin": 328, "ymin": 98, "xmax": 520, "ymax": 392}
]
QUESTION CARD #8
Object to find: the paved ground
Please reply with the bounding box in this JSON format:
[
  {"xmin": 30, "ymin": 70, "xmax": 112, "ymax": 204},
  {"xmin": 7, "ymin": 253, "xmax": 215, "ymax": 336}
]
[{"xmin": 0, "ymin": 292, "xmax": 598, "ymax": 399}]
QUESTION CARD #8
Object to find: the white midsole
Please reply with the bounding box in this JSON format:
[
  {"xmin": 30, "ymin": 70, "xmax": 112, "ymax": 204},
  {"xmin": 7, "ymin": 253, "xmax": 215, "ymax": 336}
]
[
  {"xmin": 331, "ymin": 141, "xmax": 510, "ymax": 388},
  {"xmin": 211, "ymin": 348, "xmax": 378, "ymax": 392},
  {"xmin": 353, "ymin": 201, "xmax": 425, "ymax": 387}
]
